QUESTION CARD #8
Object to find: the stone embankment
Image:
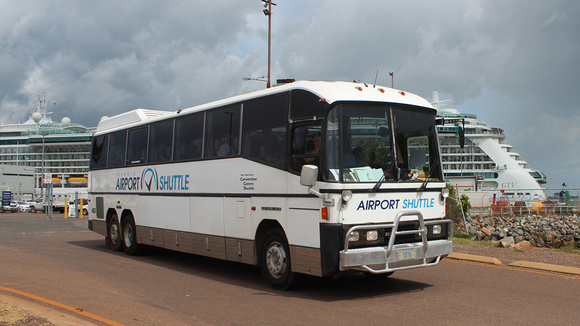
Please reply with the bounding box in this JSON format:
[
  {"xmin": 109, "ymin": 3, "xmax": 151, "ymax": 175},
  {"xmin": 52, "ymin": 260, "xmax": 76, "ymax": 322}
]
[{"xmin": 463, "ymin": 214, "xmax": 580, "ymax": 248}]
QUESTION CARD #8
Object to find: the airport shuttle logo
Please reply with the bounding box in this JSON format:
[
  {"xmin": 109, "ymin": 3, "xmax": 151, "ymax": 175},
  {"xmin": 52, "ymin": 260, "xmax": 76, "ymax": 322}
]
[
  {"xmin": 115, "ymin": 168, "xmax": 190, "ymax": 191},
  {"xmin": 141, "ymin": 168, "xmax": 158, "ymax": 191}
]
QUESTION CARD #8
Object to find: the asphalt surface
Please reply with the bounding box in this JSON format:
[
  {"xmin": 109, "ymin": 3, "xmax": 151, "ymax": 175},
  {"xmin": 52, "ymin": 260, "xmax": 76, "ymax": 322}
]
[{"xmin": 1, "ymin": 212, "xmax": 578, "ymax": 325}]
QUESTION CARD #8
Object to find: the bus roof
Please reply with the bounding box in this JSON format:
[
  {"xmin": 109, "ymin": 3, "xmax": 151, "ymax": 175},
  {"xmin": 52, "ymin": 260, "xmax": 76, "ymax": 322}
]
[{"xmin": 95, "ymin": 80, "xmax": 433, "ymax": 133}]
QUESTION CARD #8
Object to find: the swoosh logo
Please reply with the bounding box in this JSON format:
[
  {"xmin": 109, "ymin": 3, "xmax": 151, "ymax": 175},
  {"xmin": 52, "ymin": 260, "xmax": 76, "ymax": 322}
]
[{"xmin": 141, "ymin": 168, "xmax": 158, "ymax": 191}]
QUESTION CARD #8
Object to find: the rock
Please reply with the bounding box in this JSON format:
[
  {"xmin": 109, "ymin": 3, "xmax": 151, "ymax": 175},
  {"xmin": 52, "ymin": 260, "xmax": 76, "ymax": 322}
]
[
  {"xmin": 481, "ymin": 227, "xmax": 492, "ymax": 236},
  {"xmin": 500, "ymin": 236, "xmax": 515, "ymax": 248},
  {"xmin": 513, "ymin": 240, "xmax": 532, "ymax": 250},
  {"xmin": 470, "ymin": 214, "xmax": 580, "ymax": 249}
]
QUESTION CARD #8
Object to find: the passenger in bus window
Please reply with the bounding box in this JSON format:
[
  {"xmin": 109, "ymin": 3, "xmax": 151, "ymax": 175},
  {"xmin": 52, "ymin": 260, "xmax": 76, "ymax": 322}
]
[
  {"xmin": 304, "ymin": 132, "xmax": 321, "ymax": 163},
  {"xmin": 154, "ymin": 143, "xmax": 169, "ymax": 162},
  {"xmin": 217, "ymin": 136, "xmax": 238, "ymax": 156}
]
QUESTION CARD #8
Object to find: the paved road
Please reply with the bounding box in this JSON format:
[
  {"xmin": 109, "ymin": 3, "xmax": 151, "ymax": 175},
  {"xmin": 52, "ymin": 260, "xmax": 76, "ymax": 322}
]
[{"xmin": 1, "ymin": 213, "xmax": 578, "ymax": 325}]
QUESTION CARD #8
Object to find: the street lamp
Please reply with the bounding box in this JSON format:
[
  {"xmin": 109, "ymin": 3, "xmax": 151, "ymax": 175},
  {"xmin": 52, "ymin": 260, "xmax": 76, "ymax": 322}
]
[
  {"xmin": 242, "ymin": 76, "xmax": 268, "ymax": 83},
  {"xmin": 261, "ymin": 0, "xmax": 276, "ymax": 88},
  {"xmin": 31, "ymin": 112, "xmax": 44, "ymax": 199}
]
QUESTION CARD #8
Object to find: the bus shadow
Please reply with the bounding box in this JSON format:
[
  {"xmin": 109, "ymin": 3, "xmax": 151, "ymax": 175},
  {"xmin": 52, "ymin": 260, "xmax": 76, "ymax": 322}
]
[{"xmin": 69, "ymin": 240, "xmax": 432, "ymax": 302}]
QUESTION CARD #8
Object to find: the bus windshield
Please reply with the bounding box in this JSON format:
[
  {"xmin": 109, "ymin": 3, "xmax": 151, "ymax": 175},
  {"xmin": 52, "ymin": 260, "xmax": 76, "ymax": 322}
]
[{"xmin": 324, "ymin": 103, "xmax": 441, "ymax": 183}]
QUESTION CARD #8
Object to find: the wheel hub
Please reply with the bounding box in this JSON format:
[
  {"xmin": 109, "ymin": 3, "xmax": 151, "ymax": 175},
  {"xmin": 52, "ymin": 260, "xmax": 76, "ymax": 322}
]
[{"xmin": 266, "ymin": 242, "xmax": 287, "ymax": 278}]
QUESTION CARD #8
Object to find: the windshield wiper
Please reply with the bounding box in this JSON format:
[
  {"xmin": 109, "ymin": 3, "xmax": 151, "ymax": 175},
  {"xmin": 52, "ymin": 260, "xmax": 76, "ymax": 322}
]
[
  {"xmin": 372, "ymin": 161, "xmax": 396, "ymax": 192},
  {"xmin": 419, "ymin": 160, "xmax": 440, "ymax": 191}
]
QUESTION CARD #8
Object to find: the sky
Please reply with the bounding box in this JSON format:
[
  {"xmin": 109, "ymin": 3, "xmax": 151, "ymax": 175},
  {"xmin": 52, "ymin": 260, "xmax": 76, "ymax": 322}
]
[{"xmin": 1, "ymin": 0, "xmax": 579, "ymax": 191}]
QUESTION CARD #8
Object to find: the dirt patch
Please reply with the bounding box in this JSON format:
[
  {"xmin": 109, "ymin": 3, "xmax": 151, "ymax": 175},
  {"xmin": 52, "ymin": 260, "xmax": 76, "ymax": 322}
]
[{"xmin": 0, "ymin": 301, "xmax": 55, "ymax": 326}]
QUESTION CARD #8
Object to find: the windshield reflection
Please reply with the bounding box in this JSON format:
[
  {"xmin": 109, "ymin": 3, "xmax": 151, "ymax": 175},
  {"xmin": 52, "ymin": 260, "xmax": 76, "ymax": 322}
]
[{"xmin": 323, "ymin": 104, "xmax": 441, "ymax": 183}]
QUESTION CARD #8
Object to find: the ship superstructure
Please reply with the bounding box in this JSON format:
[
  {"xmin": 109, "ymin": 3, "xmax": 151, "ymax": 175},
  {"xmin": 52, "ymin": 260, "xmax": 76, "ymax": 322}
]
[
  {"xmin": 0, "ymin": 93, "xmax": 93, "ymax": 199},
  {"xmin": 433, "ymin": 92, "xmax": 547, "ymax": 203}
]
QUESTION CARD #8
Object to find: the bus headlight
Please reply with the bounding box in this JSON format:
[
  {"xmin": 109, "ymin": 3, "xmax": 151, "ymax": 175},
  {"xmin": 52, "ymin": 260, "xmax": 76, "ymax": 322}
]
[
  {"xmin": 348, "ymin": 231, "xmax": 359, "ymax": 242},
  {"xmin": 432, "ymin": 225, "xmax": 442, "ymax": 235},
  {"xmin": 366, "ymin": 230, "xmax": 378, "ymax": 241},
  {"xmin": 342, "ymin": 190, "xmax": 353, "ymax": 202}
]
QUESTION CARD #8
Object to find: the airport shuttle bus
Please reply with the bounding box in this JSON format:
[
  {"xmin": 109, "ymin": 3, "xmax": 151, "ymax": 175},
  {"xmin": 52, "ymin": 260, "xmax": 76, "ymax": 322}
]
[{"xmin": 88, "ymin": 80, "xmax": 453, "ymax": 289}]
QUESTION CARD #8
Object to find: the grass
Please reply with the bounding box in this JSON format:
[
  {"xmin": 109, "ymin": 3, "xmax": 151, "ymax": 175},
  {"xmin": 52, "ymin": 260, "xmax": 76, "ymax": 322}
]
[{"xmin": 554, "ymin": 245, "xmax": 580, "ymax": 254}]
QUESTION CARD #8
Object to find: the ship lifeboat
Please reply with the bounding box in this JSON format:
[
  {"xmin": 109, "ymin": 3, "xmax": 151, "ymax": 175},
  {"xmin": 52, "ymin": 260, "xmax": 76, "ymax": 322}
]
[
  {"xmin": 530, "ymin": 201, "xmax": 544, "ymax": 213},
  {"xmin": 51, "ymin": 177, "xmax": 62, "ymax": 186},
  {"xmin": 67, "ymin": 177, "xmax": 88, "ymax": 187}
]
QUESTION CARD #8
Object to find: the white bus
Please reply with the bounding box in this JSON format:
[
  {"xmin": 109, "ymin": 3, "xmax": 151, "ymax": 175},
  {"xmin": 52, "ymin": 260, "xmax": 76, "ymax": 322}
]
[{"xmin": 88, "ymin": 80, "xmax": 453, "ymax": 289}]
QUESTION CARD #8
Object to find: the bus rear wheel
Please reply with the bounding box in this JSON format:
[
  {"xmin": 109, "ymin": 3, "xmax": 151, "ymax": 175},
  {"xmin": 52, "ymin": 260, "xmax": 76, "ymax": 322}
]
[
  {"xmin": 107, "ymin": 215, "xmax": 123, "ymax": 252},
  {"xmin": 122, "ymin": 216, "xmax": 142, "ymax": 255},
  {"xmin": 260, "ymin": 229, "xmax": 295, "ymax": 290}
]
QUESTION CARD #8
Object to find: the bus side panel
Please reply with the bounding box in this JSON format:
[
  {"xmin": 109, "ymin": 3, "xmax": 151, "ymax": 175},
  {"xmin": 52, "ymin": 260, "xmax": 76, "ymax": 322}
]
[
  {"xmin": 136, "ymin": 225, "xmax": 165, "ymax": 247},
  {"xmin": 137, "ymin": 196, "xmax": 191, "ymax": 231},
  {"xmin": 190, "ymin": 197, "xmax": 225, "ymax": 236},
  {"xmin": 285, "ymin": 198, "xmax": 321, "ymax": 248},
  {"xmin": 225, "ymin": 238, "xmax": 255, "ymax": 264},
  {"xmin": 90, "ymin": 219, "xmax": 107, "ymax": 237},
  {"xmin": 290, "ymin": 246, "xmax": 322, "ymax": 277},
  {"xmin": 286, "ymin": 197, "xmax": 322, "ymax": 275},
  {"xmin": 223, "ymin": 198, "xmax": 252, "ymax": 239}
]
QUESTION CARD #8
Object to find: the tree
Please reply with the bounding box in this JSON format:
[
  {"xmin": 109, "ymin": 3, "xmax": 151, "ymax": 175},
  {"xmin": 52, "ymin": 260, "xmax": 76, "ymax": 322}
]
[{"xmin": 445, "ymin": 183, "xmax": 470, "ymax": 226}]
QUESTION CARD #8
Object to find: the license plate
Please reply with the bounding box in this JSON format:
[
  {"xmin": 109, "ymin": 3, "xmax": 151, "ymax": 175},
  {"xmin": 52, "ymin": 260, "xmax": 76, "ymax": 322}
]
[{"xmin": 397, "ymin": 249, "xmax": 417, "ymax": 261}]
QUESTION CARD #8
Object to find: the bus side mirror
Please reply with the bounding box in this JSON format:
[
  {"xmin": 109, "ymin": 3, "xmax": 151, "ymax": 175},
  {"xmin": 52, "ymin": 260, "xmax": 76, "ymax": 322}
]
[{"xmin": 300, "ymin": 165, "xmax": 318, "ymax": 187}]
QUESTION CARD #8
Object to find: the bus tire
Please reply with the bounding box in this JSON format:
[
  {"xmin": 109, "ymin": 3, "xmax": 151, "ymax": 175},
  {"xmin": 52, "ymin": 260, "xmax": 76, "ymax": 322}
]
[
  {"xmin": 260, "ymin": 229, "xmax": 295, "ymax": 290},
  {"xmin": 107, "ymin": 215, "xmax": 123, "ymax": 252},
  {"xmin": 122, "ymin": 216, "xmax": 142, "ymax": 255}
]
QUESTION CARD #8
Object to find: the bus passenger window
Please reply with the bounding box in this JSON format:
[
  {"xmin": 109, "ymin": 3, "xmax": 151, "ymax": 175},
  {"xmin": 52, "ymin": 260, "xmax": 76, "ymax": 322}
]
[
  {"xmin": 148, "ymin": 120, "xmax": 173, "ymax": 163},
  {"xmin": 107, "ymin": 131, "xmax": 126, "ymax": 167},
  {"xmin": 91, "ymin": 135, "xmax": 108, "ymax": 169},
  {"xmin": 127, "ymin": 127, "xmax": 148, "ymax": 164},
  {"xmin": 205, "ymin": 106, "xmax": 240, "ymax": 159},
  {"xmin": 174, "ymin": 114, "xmax": 203, "ymax": 161},
  {"xmin": 241, "ymin": 95, "xmax": 288, "ymax": 168}
]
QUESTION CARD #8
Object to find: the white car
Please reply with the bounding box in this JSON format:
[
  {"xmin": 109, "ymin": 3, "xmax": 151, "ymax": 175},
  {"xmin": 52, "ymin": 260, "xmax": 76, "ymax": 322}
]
[
  {"xmin": 2, "ymin": 202, "xmax": 18, "ymax": 213},
  {"xmin": 26, "ymin": 201, "xmax": 45, "ymax": 213},
  {"xmin": 15, "ymin": 201, "xmax": 31, "ymax": 212},
  {"xmin": 67, "ymin": 199, "xmax": 89, "ymax": 216}
]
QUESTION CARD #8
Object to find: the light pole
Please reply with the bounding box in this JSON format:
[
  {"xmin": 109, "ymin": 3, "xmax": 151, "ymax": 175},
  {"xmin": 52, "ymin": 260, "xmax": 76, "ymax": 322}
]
[
  {"xmin": 31, "ymin": 111, "xmax": 44, "ymax": 201},
  {"xmin": 262, "ymin": 1, "xmax": 276, "ymax": 88},
  {"xmin": 242, "ymin": 76, "xmax": 268, "ymax": 83}
]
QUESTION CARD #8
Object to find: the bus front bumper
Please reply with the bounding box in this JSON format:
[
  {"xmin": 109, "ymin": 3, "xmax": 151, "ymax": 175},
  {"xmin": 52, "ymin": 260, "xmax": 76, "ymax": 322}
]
[
  {"xmin": 339, "ymin": 211, "xmax": 453, "ymax": 274},
  {"xmin": 339, "ymin": 239, "xmax": 452, "ymax": 273}
]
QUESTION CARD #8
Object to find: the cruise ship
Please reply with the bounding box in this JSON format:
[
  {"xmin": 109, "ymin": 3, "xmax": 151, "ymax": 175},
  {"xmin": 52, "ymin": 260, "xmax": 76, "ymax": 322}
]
[
  {"xmin": 0, "ymin": 93, "xmax": 93, "ymax": 200},
  {"xmin": 433, "ymin": 92, "xmax": 547, "ymax": 203}
]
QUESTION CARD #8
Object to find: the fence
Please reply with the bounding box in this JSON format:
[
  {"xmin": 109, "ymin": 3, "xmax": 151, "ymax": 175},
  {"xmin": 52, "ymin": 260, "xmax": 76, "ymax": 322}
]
[{"xmin": 458, "ymin": 188, "xmax": 580, "ymax": 217}]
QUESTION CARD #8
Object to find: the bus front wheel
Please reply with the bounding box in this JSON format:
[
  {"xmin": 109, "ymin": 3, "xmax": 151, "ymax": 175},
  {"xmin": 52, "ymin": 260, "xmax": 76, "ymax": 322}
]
[
  {"xmin": 107, "ymin": 215, "xmax": 123, "ymax": 252},
  {"xmin": 122, "ymin": 216, "xmax": 142, "ymax": 255},
  {"xmin": 260, "ymin": 229, "xmax": 295, "ymax": 290}
]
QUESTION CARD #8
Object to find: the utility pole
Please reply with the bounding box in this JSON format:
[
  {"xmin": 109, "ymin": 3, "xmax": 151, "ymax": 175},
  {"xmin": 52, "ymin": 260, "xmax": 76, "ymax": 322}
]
[{"xmin": 262, "ymin": 1, "xmax": 276, "ymax": 88}]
